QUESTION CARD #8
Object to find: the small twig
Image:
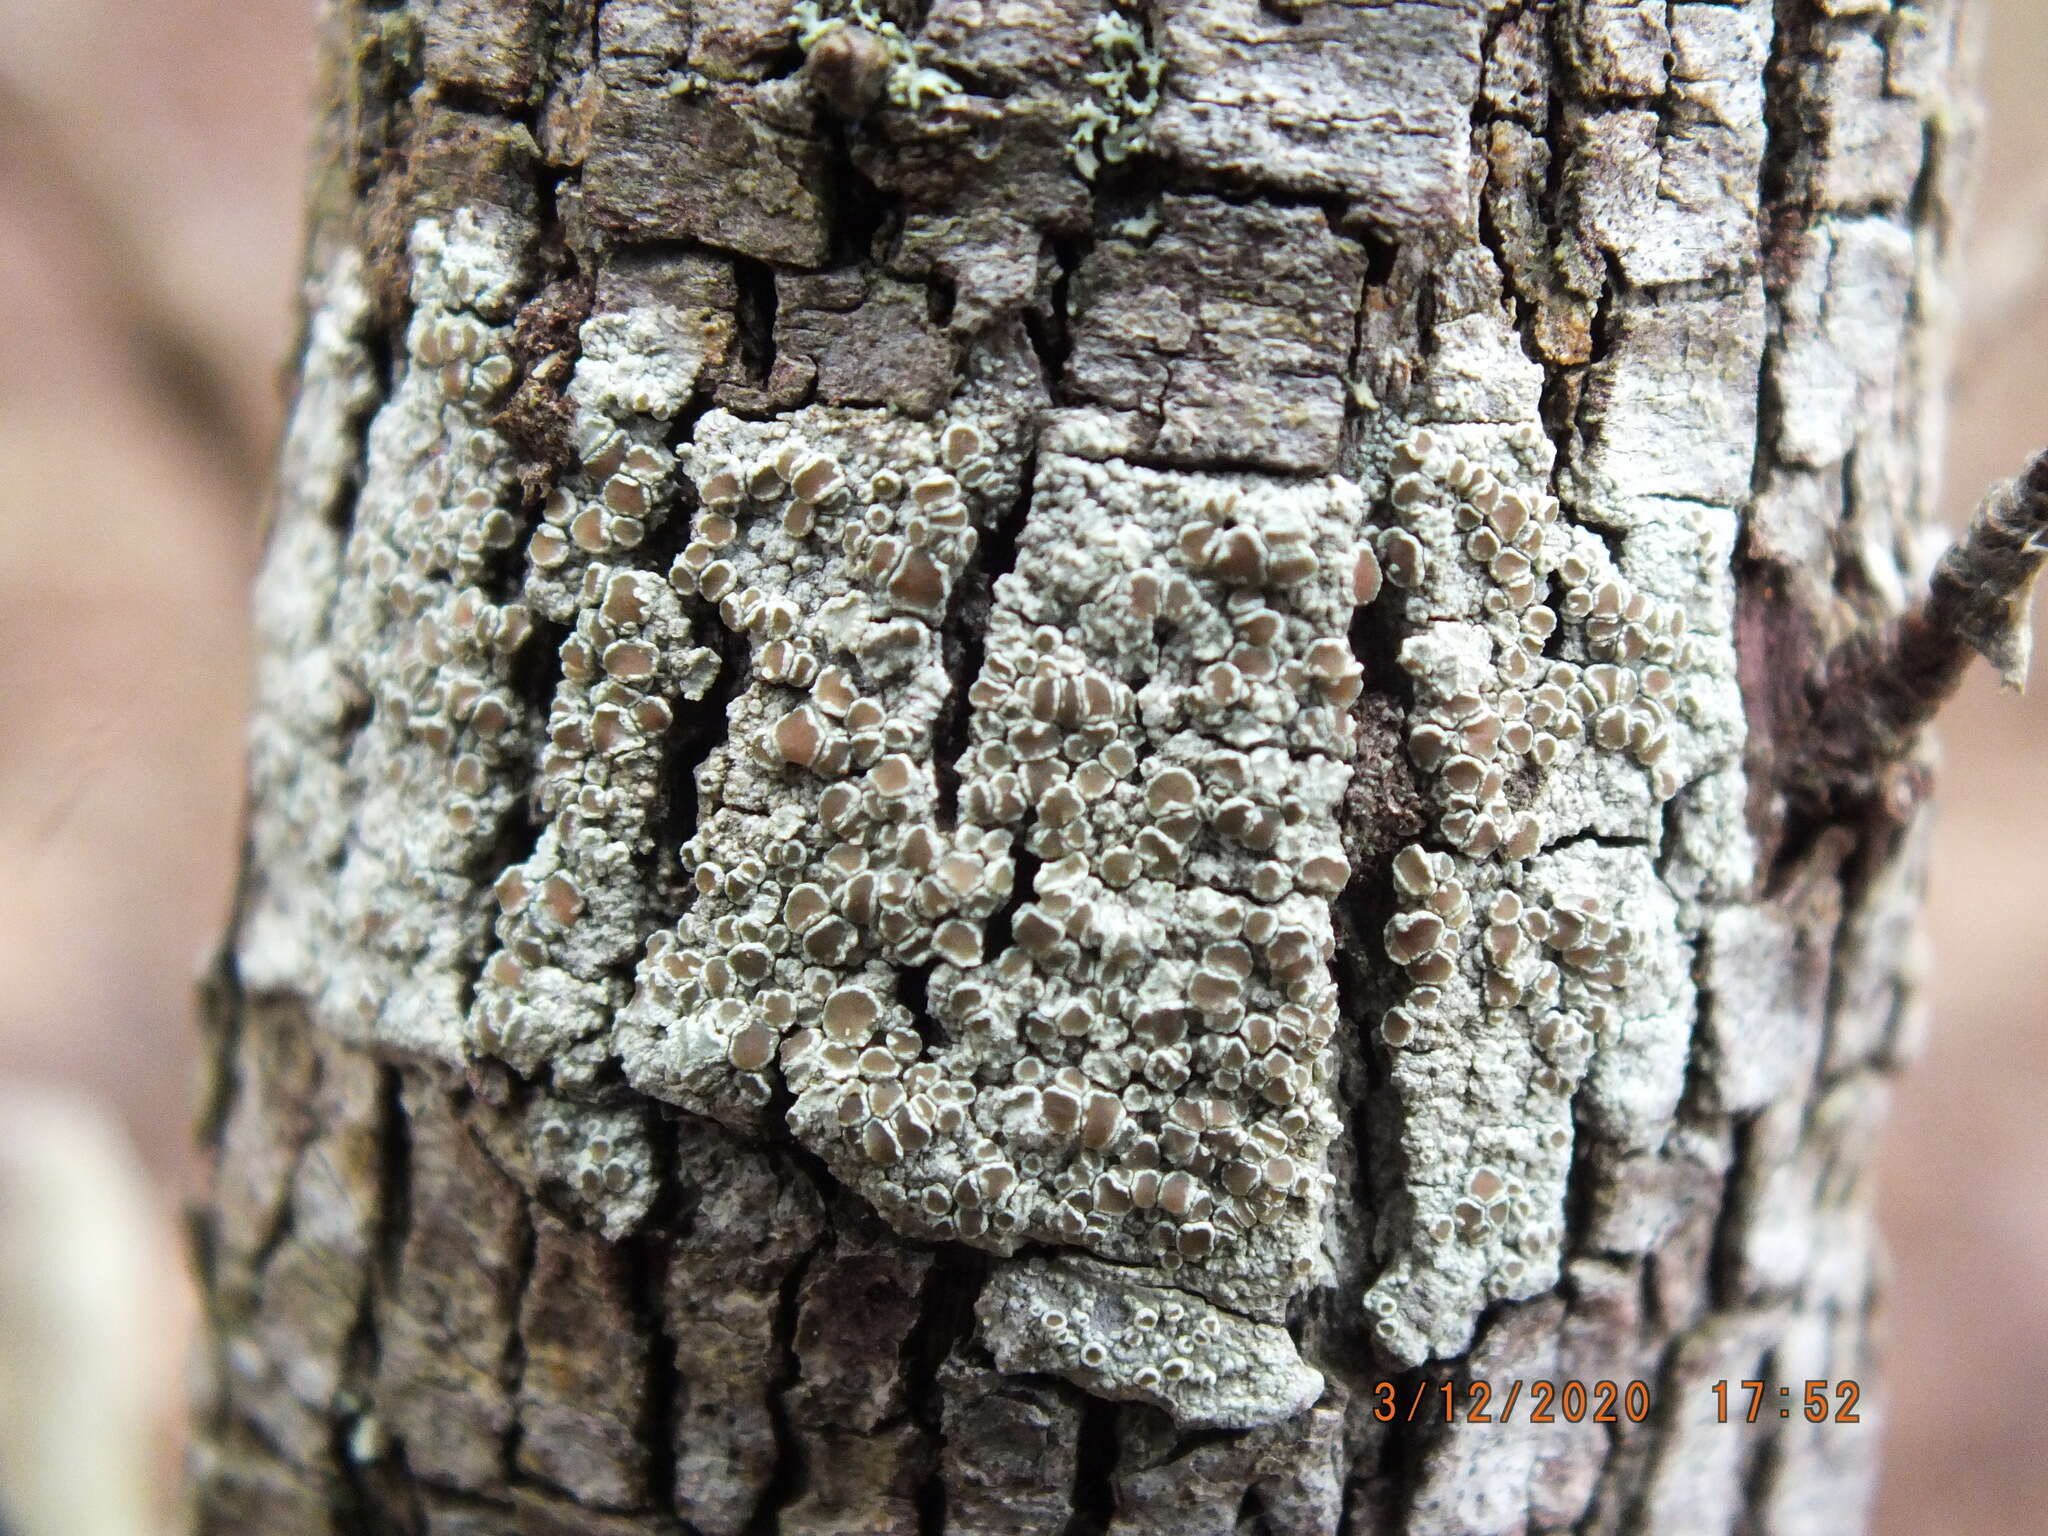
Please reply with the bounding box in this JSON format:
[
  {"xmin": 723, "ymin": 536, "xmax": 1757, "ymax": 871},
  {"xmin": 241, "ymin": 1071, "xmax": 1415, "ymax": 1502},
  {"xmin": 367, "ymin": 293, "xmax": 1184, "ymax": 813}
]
[{"xmin": 1815, "ymin": 446, "xmax": 2048, "ymax": 776}]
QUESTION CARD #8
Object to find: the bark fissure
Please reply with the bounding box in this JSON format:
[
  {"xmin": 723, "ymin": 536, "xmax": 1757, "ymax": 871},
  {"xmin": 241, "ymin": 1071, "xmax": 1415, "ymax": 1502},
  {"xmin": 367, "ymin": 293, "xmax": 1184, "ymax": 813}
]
[
  {"xmin": 746, "ymin": 1243, "xmax": 821, "ymax": 1536},
  {"xmin": 1060, "ymin": 1395, "xmax": 1120, "ymax": 1536}
]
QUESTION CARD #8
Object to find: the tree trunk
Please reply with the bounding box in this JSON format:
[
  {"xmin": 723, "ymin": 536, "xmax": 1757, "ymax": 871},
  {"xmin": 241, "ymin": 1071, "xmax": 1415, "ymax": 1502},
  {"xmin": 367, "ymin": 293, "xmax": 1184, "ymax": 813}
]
[{"xmin": 189, "ymin": 0, "xmax": 1978, "ymax": 1531}]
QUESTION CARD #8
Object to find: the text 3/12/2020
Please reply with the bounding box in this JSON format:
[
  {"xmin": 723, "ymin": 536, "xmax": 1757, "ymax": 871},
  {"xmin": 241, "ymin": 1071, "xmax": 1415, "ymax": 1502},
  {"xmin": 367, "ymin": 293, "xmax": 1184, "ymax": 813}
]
[{"xmin": 1369, "ymin": 1379, "xmax": 1864, "ymax": 1425}]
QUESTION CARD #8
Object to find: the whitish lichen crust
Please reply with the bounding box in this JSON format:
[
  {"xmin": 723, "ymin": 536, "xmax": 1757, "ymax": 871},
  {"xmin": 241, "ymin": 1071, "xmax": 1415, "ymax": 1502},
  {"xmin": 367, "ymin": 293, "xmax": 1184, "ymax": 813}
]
[
  {"xmin": 977, "ymin": 1256, "xmax": 1322, "ymax": 1429},
  {"xmin": 268, "ymin": 211, "xmax": 545, "ymax": 1062},
  {"xmin": 618, "ymin": 441, "xmax": 1374, "ymax": 1332},
  {"xmin": 1356, "ymin": 423, "xmax": 1743, "ymax": 1366},
  {"xmin": 245, "ymin": 188, "xmax": 1750, "ymax": 1417},
  {"xmin": 241, "ymin": 247, "xmax": 379, "ymax": 1005}
]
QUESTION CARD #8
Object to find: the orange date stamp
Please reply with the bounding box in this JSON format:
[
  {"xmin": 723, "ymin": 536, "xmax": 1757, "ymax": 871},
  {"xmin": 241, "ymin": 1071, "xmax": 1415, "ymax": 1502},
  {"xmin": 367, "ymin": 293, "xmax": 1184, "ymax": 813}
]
[{"xmin": 1367, "ymin": 1378, "xmax": 1864, "ymax": 1425}]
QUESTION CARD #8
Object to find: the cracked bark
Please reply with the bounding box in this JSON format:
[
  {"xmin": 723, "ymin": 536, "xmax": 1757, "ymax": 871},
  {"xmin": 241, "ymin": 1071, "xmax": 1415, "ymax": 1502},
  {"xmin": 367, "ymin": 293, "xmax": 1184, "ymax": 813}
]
[{"xmin": 191, "ymin": 0, "xmax": 1983, "ymax": 1531}]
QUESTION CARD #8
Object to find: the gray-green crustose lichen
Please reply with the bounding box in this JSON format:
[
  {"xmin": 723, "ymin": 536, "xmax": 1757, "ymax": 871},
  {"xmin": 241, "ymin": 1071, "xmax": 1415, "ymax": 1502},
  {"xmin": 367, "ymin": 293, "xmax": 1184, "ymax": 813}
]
[
  {"xmin": 1355, "ymin": 421, "xmax": 1742, "ymax": 1366},
  {"xmin": 977, "ymin": 1256, "xmax": 1322, "ymax": 1430},
  {"xmin": 240, "ymin": 198, "xmax": 1749, "ymax": 1422},
  {"xmin": 268, "ymin": 211, "xmax": 546, "ymax": 1064},
  {"xmin": 615, "ymin": 430, "xmax": 1374, "ymax": 1345}
]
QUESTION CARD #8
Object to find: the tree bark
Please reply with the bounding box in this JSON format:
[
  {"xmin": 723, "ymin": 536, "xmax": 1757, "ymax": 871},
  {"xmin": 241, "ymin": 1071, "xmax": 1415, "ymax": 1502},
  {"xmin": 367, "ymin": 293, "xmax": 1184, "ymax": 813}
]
[{"xmin": 189, "ymin": 1, "xmax": 1979, "ymax": 1531}]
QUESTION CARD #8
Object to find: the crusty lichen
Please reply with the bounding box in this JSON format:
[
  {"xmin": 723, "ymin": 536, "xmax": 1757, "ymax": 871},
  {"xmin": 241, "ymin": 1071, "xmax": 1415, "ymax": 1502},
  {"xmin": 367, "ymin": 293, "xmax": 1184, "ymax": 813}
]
[
  {"xmin": 977, "ymin": 1256, "xmax": 1322, "ymax": 1429},
  {"xmin": 1355, "ymin": 422, "xmax": 1743, "ymax": 1366},
  {"xmin": 468, "ymin": 258, "xmax": 728, "ymax": 1100},
  {"xmin": 284, "ymin": 209, "xmax": 545, "ymax": 1063},
  {"xmin": 240, "ymin": 246, "xmax": 379, "ymax": 1005},
  {"xmin": 613, "ymin": 408, "xmax": 1374, "ymax": 1342},
  {"xmin": 608, "ymin": 388, "xmax": 1035, "ymax": 1113},
  {"xmin": 248, "ymin": 198, "xmax": 1752, "ymax": 1413},
  {"xmin": 240, "ymin": 189, "xmax": 1756, "ymax": 1410}
]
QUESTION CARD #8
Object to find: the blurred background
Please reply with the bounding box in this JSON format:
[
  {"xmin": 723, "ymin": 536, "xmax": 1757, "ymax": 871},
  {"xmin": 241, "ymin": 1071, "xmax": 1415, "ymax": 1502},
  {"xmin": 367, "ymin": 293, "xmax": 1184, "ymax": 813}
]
[{"xmin": 0, "ymin": 1, "xmax": 2042, "ymax": 1531}]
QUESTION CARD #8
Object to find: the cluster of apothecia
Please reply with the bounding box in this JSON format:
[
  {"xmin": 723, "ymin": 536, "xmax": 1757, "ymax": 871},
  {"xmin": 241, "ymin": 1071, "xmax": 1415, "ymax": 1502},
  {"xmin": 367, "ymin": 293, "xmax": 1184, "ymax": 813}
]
[
  {"xmin": 617, "ymin": 436, "xmax": 1373, "ymax": 1323},
  {"xmin": 1362, "ymin": 424, "xmax": 1720, "ymax": 1364}
]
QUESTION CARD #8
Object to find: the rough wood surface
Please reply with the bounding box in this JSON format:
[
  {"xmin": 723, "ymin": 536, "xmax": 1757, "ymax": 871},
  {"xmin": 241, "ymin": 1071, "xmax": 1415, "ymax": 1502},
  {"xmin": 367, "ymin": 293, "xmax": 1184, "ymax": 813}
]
[{"xmin": 191, "ymin": 0, "xmax": 1976, "ymax": 1530}]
